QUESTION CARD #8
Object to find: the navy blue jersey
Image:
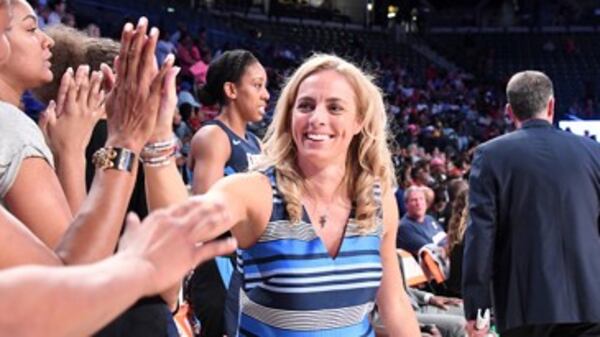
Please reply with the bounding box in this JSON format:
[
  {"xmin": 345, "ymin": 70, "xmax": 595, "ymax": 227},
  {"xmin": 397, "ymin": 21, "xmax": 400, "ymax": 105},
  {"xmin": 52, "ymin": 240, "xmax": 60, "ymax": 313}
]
[{"xmin": 202, "ymin": 119, "xmax": 261, "ymax": 175}]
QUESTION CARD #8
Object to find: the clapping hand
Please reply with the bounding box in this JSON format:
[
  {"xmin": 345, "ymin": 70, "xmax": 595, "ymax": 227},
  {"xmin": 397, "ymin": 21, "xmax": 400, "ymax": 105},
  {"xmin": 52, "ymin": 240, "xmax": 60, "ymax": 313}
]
[
  {"xmin": 39, "ymin": 65, "xmax": 104, "ymax": 155},
  {"xmin": 101, "ymin": 17, "xmax": 174, "ymax": 153}
]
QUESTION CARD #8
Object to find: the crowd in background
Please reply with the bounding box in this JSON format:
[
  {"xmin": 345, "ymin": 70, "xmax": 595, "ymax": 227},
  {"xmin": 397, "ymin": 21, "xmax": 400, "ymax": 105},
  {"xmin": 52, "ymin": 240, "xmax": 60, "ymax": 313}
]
[{"xmin": 9, "ymin": 3, "xmax": 596, "ymax": 336}]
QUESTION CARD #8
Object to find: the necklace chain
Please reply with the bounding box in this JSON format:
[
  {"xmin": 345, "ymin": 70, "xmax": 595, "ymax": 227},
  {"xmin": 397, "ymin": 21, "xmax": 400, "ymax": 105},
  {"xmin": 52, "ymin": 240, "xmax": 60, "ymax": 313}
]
[
  {"xmin": 303, "ymin": 194, "xmax": 332, "ymax": 228},
  {"xmin": 303, "ymin": 181, "xmax": 346, "ymax": 229}
]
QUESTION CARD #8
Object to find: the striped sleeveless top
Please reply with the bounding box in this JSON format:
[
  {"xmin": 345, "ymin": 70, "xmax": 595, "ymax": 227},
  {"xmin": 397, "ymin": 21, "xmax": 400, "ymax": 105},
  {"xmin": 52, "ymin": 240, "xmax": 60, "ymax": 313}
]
[{"xmin": 234, "ymin": 168, "xmax": 384, "ymax": 337}]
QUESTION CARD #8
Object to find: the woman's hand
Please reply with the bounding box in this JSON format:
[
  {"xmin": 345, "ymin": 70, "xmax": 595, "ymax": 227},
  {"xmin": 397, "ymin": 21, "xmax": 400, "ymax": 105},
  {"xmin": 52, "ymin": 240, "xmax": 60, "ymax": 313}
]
[
  {"xmin": 117, "ymin": 197, "xmax": 236, "ymax": 296},
  {"xmin": 102, "ymin": 18, "xmax": 174, "ymax": 153},
  {"xmin": 38, "ymin": 66, "xmax": 104, "ymax": 156},
  {"xmin": 149, "ymin": 57, "xmax": 180, "ymax": 143}
]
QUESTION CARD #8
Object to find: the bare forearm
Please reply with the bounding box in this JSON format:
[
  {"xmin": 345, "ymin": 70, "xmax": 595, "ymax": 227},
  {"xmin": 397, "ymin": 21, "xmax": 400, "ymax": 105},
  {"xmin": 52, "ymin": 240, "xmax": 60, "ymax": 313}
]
[
  {"xmin": 0, "ymin": 256, "xmax": 149, "ymax": 337},
  {"xmin": 144, "ymin": 160, "xmax": 188, "ymax": 210},
  {"xmin": 56, "ymin": 165, "xmax": 138, "ymax": 264},
  {"xmin": 379, "ymin": 294, "xmax": 420, "ymax": 337},
  {"xmin": 54, "ymin": 153, "xmax": 87, "ymax": 214},
  {"xmin": 144, "ymin": 160, "xmax": 188, "ymax": 305}
]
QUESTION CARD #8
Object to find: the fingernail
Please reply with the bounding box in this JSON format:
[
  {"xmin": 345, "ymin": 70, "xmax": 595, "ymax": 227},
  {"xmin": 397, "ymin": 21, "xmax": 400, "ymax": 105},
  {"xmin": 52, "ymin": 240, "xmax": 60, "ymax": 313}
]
[
  {"xmin": 138, "ymin": 17, "xmax": 147, "ymax": 27},
  {"xmin": 49, "ymin": 100, "xmax": 56, "ymax": 108},
  {"xmin": 150, "ymin": 27, "xmax": 158, "ymax": 37},
  {"xmin": 67, "ymin": 67, "xmax": 73, "ymax": 74},
  {"xmin": 124, "ymin": 22, "xmax": 133, "ymax": 32},
  {"xmin": 164, "ymin": 53, "xmax": 175, "ymax": 65},
  {"xmin": 173, "ymin": 66, "xmax": 181, "ymax": 76}
]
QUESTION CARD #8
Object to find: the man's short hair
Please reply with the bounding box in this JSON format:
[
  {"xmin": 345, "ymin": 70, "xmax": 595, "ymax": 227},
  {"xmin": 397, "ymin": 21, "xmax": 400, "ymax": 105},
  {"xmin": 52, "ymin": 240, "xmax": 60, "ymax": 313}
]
[
  {"xmin": 506, "ymin": 71, "xmax": 554, "ymax": 121},
  {"xmin": 404, "ymin": 185, "xmax": 425, "ymax": 203}
]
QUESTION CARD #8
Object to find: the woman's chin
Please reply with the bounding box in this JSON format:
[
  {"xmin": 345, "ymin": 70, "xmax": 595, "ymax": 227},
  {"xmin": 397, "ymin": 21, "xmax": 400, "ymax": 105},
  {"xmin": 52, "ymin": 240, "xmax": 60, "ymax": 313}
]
[{"xmin": 32, "ymin": 73, "xmax": 54, "ymax": 88}]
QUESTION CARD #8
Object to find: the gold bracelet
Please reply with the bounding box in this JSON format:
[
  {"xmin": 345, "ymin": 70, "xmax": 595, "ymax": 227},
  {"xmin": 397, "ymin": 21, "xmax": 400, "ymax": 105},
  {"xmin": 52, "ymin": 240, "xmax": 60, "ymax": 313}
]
[{"xmin": 92, "ymin": 147, "xmax": 136, "ymax": 172}]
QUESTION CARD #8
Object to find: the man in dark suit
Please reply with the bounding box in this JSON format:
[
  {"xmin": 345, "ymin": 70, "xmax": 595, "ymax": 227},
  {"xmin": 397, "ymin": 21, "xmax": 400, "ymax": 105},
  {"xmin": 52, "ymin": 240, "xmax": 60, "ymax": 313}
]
[{"xmin": 462, "ymin": 71, "xmax": 600, "ymax": 337}]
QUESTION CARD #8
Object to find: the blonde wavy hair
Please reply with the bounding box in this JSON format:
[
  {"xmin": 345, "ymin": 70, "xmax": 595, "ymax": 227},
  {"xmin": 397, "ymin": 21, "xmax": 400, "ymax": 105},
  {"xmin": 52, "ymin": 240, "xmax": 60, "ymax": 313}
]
[
  {"xmin": 447, "ymin": 188, "xmax": 469, "ymax": 253},
  {"xmin": 257, "ymin": 54, "xmax": 396, "ymax": 232}
]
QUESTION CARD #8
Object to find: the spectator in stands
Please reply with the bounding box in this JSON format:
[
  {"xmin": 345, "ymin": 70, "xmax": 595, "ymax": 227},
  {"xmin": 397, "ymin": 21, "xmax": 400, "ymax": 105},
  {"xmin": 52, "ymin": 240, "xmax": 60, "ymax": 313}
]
[
  {"xmin": 33, "ymin": 22, "xmax": 193, "ymax": 337},
  {"xmin": 176, "ymin": 32, "xmax": 201, "ymax": 77},
  {"xmin": 0, "ymin": 10, "xmax": 233, "ymax": 337},
  {"xmin": 85, "ymin": 22, "xmax": 101, "ymax": 37},
  {"xmin": 187, "ymin": 49, "xmax": 269, "ymax": 337},
  {"xmin": 397, "ymin": 186, "xmax": 448, "ymax": 256},
  {"xmin": 445, "ymin": 183, "xmax": 468, "ymax": 297},
  {"xmin": 156, "ymin": 28, "xmax": 176, "ymax": 67},
  {"xmin": 0, "ymin": 0, "xmax": 90, "ymax": 243},
  {"xmin": 60, "ymin": 11, "xmax": 75, "ymax": 27},
  {"xmin": 0, "ymin": 15, "xmax": 235, "ymax": 336},
  {"xmin": 46, "ymin": 0, "xmax": 65, "ymax": 26},
  {"xmin": 407, "ymin": 287, "xmax": 466, "ymax": 337}
]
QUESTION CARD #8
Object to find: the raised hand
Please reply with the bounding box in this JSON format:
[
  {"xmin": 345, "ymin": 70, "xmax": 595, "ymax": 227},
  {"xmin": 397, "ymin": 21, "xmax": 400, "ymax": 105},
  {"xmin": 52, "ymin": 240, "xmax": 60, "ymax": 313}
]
[
  {"xmin": 38, "ymin": 66, "xmax": 104, "ymax": 155},
  {"xmin": 116, "ymin": 197, "xmax": 237, "ymax": 295},
  {"xmin": 149, "ymin": 58, "xmax": 180, "ymax": 143},
  {"xmin": 103, "ymin": 17, "xmax": 174, "ymax": 153}
]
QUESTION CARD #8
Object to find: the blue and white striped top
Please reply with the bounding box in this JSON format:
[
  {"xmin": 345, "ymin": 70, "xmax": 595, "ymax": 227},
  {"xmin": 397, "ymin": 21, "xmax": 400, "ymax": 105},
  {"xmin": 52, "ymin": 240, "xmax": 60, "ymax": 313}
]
[{"xmin": 233, "ymin": 168, "xmax": 384, "ymax": 337}]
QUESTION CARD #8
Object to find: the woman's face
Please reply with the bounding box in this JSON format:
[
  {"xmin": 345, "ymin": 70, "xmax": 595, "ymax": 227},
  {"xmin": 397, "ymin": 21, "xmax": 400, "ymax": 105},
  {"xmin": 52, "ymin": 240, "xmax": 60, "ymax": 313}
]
[
  {"xmin": 0, "ymin": 3, "xmax": 12, "ymax": 65},
  {"xmin": 0, "ymin": 0, "xmax": 54, "ymax": 89},
  {"xmin": 291, "ymin": 69, "xmax": 362, "ymax": 167},
  {"xmin": 232, "ymin": 61, "xmax": 270, "ymax": 123}
]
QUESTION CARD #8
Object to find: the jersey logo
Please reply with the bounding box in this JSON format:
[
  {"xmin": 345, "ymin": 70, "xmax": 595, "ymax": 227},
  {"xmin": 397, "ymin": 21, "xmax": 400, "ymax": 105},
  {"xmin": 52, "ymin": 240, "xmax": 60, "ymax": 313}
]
[
  {"xmin": 247, "ymin": 153, "xmax": 261, "ymax": 169},
  {"xmin": 232, "ymin": 139, "xmax": 241, "ymax": 146}
]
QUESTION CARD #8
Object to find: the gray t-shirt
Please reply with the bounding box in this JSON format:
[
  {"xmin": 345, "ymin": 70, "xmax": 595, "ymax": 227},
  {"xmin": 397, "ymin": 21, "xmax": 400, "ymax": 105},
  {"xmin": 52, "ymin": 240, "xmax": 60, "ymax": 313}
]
[{"xmin": 0, "ymin": 101, "xmax": 54, "ymax": 200}]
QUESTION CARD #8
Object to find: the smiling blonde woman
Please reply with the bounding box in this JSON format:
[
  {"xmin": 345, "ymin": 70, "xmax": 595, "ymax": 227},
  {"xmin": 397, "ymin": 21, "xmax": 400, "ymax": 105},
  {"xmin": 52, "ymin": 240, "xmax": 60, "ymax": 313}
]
[{"xmin": 145, "ymin": 53, "xmax": 421, "ymax": 337}]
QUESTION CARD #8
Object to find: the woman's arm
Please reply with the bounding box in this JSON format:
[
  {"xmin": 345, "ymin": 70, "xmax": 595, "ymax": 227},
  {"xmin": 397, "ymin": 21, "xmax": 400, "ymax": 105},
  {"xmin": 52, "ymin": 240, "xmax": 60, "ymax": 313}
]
[
  {"xmin": 190, "ymin": 126, "xmax": 231, "ymax": 195},
  {"xmin": 376, "ymin": 188, "xmax": 421, "ymax": 337},
  {"xmin": 0, "ymin": 206, "xmax": 61, "ymax": 268},
  {"xmin": 4, "ymin": 157, "xmax": 72, "ymax": 248},
  {"xmin": 0, "ymin": 197, "xmax": 237, "ymax": 337},
  {"xmin": 54, "ymin": 19, "xmax": 174, "ymax": 265},
  {"xmin": 40, "ymin": 66, "xmax": 105, "ymax": 214}
]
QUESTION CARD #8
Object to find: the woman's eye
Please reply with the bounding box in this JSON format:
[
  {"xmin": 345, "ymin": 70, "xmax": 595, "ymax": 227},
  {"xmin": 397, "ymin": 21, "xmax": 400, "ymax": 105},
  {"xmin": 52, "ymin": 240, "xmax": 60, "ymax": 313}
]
[
  {"xmin": 296, "ymin": 103, "xmax": 313, "ymax": 112},
  {"xmin": 329, "ymin": 105, "xmax": 344, "ymax": 113}
]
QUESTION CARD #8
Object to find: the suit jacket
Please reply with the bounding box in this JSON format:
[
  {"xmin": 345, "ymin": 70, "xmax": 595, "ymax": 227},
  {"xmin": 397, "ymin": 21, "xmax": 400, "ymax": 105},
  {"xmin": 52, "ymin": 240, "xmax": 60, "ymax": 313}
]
[{"xmin": 462, "ymin": 119, "xmax": 600, "ymax": 332}]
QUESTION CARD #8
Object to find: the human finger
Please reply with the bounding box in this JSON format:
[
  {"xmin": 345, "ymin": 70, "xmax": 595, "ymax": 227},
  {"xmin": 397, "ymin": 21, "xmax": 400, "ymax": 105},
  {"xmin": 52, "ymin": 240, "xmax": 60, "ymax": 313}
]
[
  {"xmin": 138, "ymin": 26, "xmax": 159, "ymax": 86},
  {"xmin": 192, "ymin": 237, "xmax": 237, "ymax": 267},
  {"xmin": 56, "ymin": 67, "xmax": 73, "ymax": 116},
  {"xmin": 126, "ymin": 17, "xmax": 149, "ymax": 83},
  {"xmin": 100, "ymin": 63, "xmax": 116, "ymax": 93},
  {"xmin": 75, "ymin": 65, "xmax": 91, "ymax": 106},
  {"xmin": 116, "ymin": 22, "xmax": 135, "ymax": 81},
  {"xmin": 88, "ymin": 70, "xmax": 104, "ymax": 109}
]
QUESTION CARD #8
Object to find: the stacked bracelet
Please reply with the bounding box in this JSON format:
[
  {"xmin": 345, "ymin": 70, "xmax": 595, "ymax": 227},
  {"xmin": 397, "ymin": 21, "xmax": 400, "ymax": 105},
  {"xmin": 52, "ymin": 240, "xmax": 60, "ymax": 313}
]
[
  {"xmin": 140, "ymin": 136, "xmax": 177, "ymax": 167},
  {"xmin": 142, "ymin": 135, "xmax": 178, "ymax": 156},
  {"xmin": 142, "ymin": 151, "xmax": 176, "ymax": 167}
]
